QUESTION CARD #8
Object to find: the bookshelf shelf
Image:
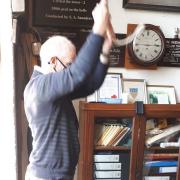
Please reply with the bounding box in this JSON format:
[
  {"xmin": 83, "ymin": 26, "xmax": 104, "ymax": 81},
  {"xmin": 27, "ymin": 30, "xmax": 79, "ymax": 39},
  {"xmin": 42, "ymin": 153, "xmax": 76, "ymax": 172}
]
[
  {"xmin": 95, "ymin": 146, "xmax": 131, "ymax": 151},
  {"xmin": 78, "ymin": 101, "xmax": 180, "ymax": 180},
  {"xmin": 147, "ymin": 147, "xmax": 179, "ymax": 151}
]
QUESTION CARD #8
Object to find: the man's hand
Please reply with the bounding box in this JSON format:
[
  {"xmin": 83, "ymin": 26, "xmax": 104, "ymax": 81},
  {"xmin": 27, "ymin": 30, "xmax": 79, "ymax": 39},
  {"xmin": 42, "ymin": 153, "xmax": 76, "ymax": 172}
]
[
  {"xmin": 92, "ymin": 0, "xmax": 110, "ymax": 36},
  {"xmin": 102, "ymin": 20, "xmax": 115, "ymax": 55},
  {"xmin": 99, "ymin": 34, "xmax": 113, "ymax": 64}
]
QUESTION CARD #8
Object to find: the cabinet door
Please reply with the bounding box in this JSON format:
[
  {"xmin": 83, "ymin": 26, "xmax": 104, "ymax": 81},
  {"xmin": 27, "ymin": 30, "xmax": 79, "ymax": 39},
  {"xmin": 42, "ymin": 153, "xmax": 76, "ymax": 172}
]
[
  {"xmin": 137, "ymin": 105, "xmax": 180, "ymax": 180},
  {"xmin": 78, "ymin": 102, "xmax": 138, "ymax": 180},
  {"xmin": 94, "ymin": 117, "xmax": 132, "ymax": 180}
]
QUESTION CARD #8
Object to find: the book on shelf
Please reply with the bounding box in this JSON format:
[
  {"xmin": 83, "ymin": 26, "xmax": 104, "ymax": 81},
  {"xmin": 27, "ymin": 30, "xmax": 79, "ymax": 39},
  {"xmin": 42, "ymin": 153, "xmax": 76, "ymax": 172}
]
[
  {"xmin": 145, "ymin": 123, "xmax": 180, "ymax": 147},
  {"xmin": 157, "ymin": 118, "xmax": 168, "ymax": 129},
  {"xmin": 95, "ymin": 124, "xmax": 110, "ymax": 145},
  {"xmin": 145, "ymin": 160, "xmax": 178, "ymax": 167},
  {"xmin": 95, "ymin": 123, "xmax": 131, "ymax": 146},
  {"xmin": 96, "ymin": 125, "xmax": 122, "ymax": 146},
  {"xmin": 103, "ymin": 126, "xmax": 123, "ymax": 146},
  {"xmin": 146, "ymin": 118, "xmax": 168, "ymax": 131},
  {"xmin": 146, "ymin": 119, "xmax": 156, "ymax": 130},
  {"xmin": 96, "ymin": 124, "xmax": 111, "ymax": 145},
  {"xmin": 144, "ymin": 153, "xmax": 179, "ymax": 161},
  {"xmin": 116, "ymin": 129, "xmax": 132, "ymax": 146},
  {"xmin": 95, "ymin": 175, "xmax": 175, "ymax": 179},
  {"xmin": 105, "ymin": 127, "xmax": 124, "ymax": 146},
  {"xmin": 160, "ymin": 141, "xmax": 180, "ymax": 148},
  {"xmin": 144, "ymin": 166, "xmax": 177, "ymax": 174},
  {"xmin": 162, "ymin": 131, "xmax": 180, "ymax": 143},
  {"xmin": 144, "ymin": 176, "xmax": 170, "ymax": 180},
  {"xmin": 112, "ymin": 127, "xmax": 130, "ymax": 146}
]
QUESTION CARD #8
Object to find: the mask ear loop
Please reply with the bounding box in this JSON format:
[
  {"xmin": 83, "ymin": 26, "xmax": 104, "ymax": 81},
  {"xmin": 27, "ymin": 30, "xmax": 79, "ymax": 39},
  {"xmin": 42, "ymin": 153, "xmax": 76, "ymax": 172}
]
[
  {"xmin": 48, "ymin": 62, "xmax": 57, "ymax": 72},
  {"xmin": 48, "ymin": 57, "xmax": 57, "ymax": 72},
  {"xmin": 113, "ymin": 24, "xmax": 145, "ymax": 47}
]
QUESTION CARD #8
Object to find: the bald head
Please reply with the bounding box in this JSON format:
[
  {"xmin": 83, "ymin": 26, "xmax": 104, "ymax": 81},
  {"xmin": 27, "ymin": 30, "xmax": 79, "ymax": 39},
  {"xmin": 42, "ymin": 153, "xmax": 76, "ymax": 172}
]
[{"xmin": 40, "ymin": 35, "xmax": 76, "ymax": 67}]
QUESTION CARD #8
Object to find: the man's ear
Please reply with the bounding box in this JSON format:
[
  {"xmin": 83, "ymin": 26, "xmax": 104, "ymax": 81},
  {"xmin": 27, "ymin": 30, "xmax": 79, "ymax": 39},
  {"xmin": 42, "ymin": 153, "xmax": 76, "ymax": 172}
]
[{"xmin": 49, "ymin": 57, "xmax": 56, "ymax": 65}]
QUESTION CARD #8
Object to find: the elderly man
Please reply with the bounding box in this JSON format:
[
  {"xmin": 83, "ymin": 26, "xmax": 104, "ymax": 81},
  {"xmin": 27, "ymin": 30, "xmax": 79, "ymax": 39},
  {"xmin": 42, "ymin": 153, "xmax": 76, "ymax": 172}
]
[{"xmin": 24, "ymin": 0, "xmax": 115, "ymax": 179}]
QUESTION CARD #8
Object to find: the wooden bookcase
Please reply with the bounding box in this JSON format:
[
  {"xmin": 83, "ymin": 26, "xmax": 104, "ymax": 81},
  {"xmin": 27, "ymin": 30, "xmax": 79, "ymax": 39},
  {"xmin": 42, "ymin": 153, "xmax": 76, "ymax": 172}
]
[{"xmin": 78, "ymin": 101, "xmax": 180, "ymax": 180}]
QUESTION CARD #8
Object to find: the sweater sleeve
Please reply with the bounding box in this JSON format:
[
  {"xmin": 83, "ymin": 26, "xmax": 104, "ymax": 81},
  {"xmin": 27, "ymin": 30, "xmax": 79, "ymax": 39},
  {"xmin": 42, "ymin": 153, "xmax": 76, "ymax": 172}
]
[
  {"xmin": 70, "ymin": 61, "xmax": 108, "ymax": 100},
  {"xmin": 32, "ymin": 33, "xmax": 104, "ymax": 102}
]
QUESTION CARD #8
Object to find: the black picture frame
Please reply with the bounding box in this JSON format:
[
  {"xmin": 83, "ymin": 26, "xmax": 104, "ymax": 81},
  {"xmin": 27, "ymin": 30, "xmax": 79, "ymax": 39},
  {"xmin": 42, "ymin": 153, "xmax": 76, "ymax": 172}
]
[
  {"xmin": 123, "ymin": 0, "xmax": 180, "ymax": 12},
  {"xmin": 108, "ymin": 34, "xmax": 126, "ymax": 67},
  {"xmin": 158, "ymin": 38, "xmax": 180, "ymax": 67},
  {"xmin": 31, "ymin": 0, "xmax": 97, "ymax": 28},
  {"xmin": 79, "ymin": 31, "xmax": 126, "ymax": 67}
]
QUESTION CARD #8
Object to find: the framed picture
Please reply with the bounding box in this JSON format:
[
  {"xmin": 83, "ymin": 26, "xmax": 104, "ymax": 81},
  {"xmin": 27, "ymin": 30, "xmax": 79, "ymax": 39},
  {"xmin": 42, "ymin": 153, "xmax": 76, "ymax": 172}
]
[
  {"xmin": 97, "ymin": 73, "xmax": 123, "ymax": 104},
  {"xmin": 123, "ymin": 0, "xmax": 180, "ymax": 12},
  {"xmin": 147, "ymin": 85, "xmax": 176, "ymax": 104},
  {"xmin": 122, "ymin": 79, "xmax": 147, "ymax": 104},
  {"xmin": 108, "ymin": 34, "xmax": 126, "ymax": 67},
  {"xmin": 31, "ymin": 0, "xmax": 95, "ymax": 28},
  {"xmin": 158, "ymin": 38, "xmax": 180, "ymax": 67}
]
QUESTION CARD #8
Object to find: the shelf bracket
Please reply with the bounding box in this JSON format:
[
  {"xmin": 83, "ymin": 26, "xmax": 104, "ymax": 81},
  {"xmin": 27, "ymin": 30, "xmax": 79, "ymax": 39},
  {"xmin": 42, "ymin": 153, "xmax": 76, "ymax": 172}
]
[{"xmin": 135, "ymin": 101, "xmax": 144, "ymax": 115}]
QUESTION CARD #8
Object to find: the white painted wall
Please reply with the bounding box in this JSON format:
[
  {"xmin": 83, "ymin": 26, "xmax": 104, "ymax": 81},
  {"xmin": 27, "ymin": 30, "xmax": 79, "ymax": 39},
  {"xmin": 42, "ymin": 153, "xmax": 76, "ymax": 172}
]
[
  {"xmin": 108, "ymin": 0, "xmax": 180, "ymax": 102},
  {"xmin": 74, "ymin": 1, "xmax": 180, "ymax": 179}
]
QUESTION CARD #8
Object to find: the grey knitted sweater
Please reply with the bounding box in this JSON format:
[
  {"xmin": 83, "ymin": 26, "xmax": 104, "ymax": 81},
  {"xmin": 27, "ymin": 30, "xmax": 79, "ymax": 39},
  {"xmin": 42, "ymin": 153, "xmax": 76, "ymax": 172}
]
[{"xmin": 24, "ymin": 33, "xmax": 108, "ymax": 180}]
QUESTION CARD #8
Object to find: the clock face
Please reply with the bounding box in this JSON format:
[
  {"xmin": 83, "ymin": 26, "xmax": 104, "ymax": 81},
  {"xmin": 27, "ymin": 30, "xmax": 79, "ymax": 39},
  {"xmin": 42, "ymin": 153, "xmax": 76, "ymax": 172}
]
[
  {"xmin": 133, "ymin": 30, "xmax": 163, "ymax": 61},
  {"xmin": 128, "ymin": 24, "xmax": 165, "ymax": 66}
]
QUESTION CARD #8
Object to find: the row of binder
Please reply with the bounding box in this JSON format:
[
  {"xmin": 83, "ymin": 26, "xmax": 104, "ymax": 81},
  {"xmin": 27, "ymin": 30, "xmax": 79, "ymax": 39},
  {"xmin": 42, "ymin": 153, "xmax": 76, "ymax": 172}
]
[
  {"xmin": 93, "ymin": 154, "xmax": 177, "ymax": 179},
  {"xmin": 93, "ymin": 153, "xmax": 130, "ymax": 179}
]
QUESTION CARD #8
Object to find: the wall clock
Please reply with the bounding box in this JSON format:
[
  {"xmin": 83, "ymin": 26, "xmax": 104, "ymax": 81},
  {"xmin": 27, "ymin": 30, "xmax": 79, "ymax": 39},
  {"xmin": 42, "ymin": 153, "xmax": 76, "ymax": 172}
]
[{"xmin": 127, "ymin": 24, "xmax": 166, "ymax": 66}]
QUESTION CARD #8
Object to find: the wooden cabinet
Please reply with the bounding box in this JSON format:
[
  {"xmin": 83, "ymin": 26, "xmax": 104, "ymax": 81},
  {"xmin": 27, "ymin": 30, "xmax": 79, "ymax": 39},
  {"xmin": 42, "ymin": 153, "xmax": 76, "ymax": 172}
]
[{"xmin": 78, "ymin": 101, "xmax": 180, "ymax": 180}]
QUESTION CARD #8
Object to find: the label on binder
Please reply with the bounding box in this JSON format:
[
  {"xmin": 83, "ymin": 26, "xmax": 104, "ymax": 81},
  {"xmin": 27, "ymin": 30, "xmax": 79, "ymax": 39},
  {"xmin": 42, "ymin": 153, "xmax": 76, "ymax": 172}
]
[
  {"xmin": 94, "ymin": 171, "xmax": 121, "ymax": 178},
  {"xmin": 145, "ymin": 176, "xmax": 170, "ymax": 180},
  {"xmin": 159, "ymin": 166, "xmax": 177, "ymax": 173},
  {"xmin": 94, "ymin": 154, "xmax": 119, "ymax": 162},
  {"xmin": 94, "ymin": 163, "xmax": 121, "ymax": 170},
  {"xmin": 95, "ymin": 179, "xmax": 121, "ymax": 180}
]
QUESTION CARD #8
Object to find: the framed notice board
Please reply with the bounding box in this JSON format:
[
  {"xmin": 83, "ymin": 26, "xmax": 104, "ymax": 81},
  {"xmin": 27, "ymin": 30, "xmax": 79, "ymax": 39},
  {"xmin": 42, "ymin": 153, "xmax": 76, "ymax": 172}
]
[
  {"xmin": 158, "ymin": 38, "xmax": 180, "ymax": 67},
  {"xmin": 108, "ymin": 34, "xmax": 126, "ymax": 67},
  {"xmin": 32, "ymin": 0, "xmax": 97, "ymax": 28}
]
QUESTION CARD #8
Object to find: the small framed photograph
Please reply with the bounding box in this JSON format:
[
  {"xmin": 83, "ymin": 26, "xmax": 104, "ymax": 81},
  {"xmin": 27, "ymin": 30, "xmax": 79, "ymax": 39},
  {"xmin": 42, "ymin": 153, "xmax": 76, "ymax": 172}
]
[
  {"xmin": 147, "ymin": 85, "xmax": 176, "ymax": 104},
  {"xmin": 122, "ymin": 79, "xmax": 147, "ymax": 104},
  {"xmin": 97, "ymin": 73, "xmax": 123, "ymax": 104}
]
